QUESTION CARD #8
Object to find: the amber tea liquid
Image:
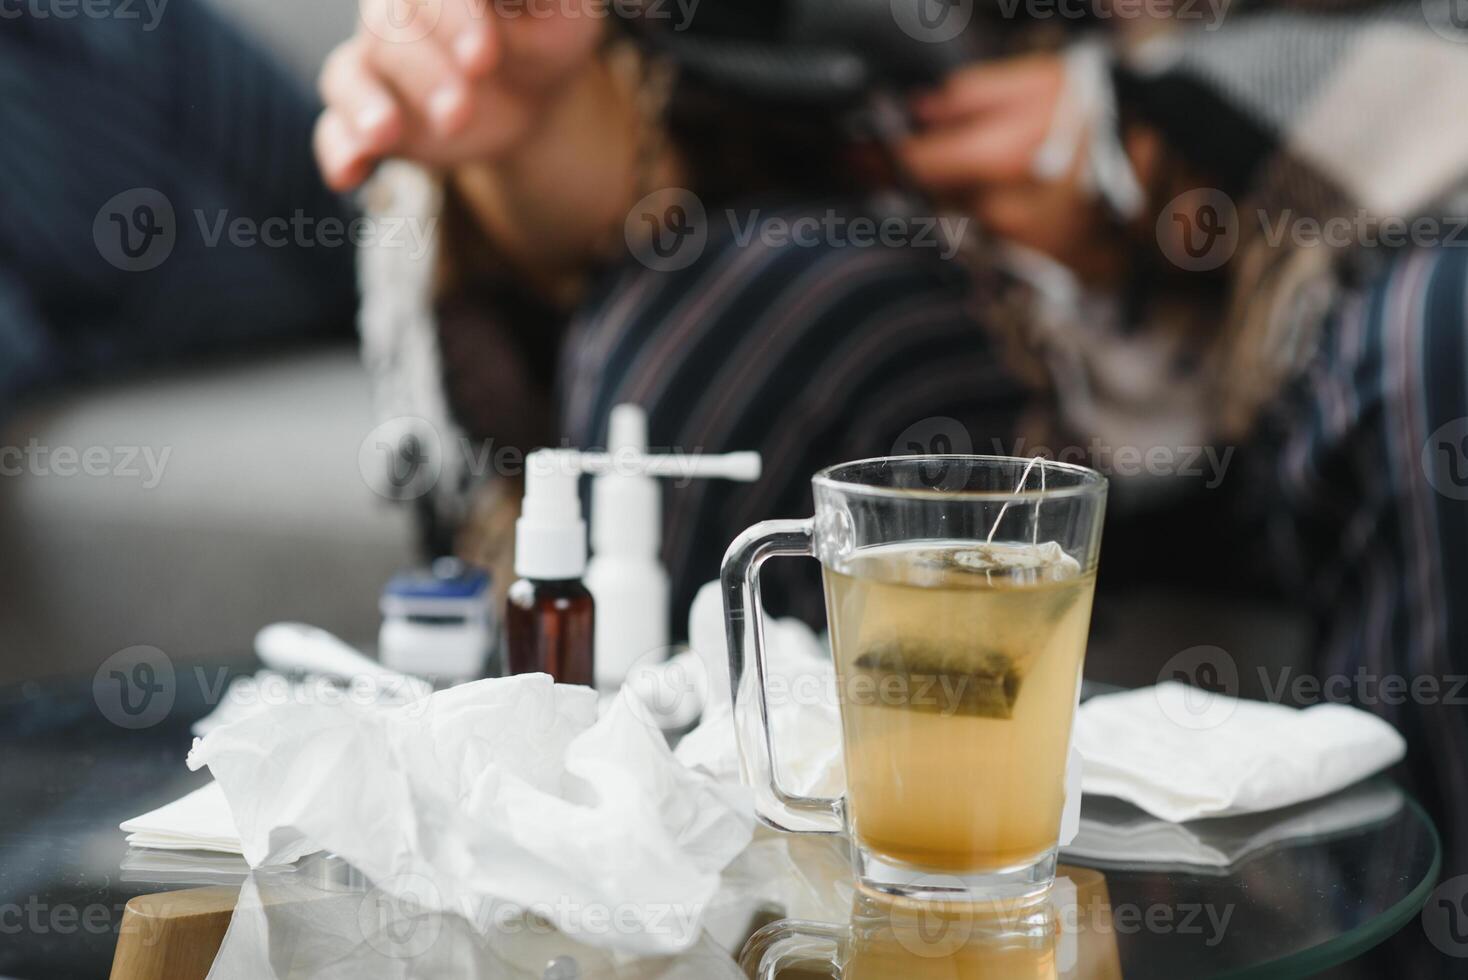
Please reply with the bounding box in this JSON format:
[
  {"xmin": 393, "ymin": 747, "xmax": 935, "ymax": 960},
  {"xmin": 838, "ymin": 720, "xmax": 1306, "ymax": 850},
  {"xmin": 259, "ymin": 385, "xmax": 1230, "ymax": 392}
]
[{"xmin": 824, "ymin": 540, "xmax": 1095, "ymax": 875}]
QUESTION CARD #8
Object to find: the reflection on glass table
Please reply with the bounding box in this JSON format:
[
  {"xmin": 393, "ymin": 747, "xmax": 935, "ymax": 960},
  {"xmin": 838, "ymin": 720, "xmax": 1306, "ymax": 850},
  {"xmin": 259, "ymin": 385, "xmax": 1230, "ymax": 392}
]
[
  {"xmin": 737, "ymin": 778, "xmax": 1439, "ymax": 980},
  {"xmin": 743, "ymin": 867, "xmax": 1124, "ymax": 980},
  {"xmin": 102, "ymin": 776, "xmax": 1438, "ymax": 980},
  {"xmin": 1065, "ymin": 778, "xmax": 1407, "ymax": 875}
]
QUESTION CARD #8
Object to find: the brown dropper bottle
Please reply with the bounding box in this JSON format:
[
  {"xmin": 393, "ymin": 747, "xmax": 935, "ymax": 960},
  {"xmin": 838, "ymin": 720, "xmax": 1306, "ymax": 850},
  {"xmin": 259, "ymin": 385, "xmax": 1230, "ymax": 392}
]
[
  {"xmin": 504, "ymin": 451, "xmax": 595, "ymax": 686},
  {"xmin": 506, "ymin": 578, "xmax": 593, "ymax": 685}
]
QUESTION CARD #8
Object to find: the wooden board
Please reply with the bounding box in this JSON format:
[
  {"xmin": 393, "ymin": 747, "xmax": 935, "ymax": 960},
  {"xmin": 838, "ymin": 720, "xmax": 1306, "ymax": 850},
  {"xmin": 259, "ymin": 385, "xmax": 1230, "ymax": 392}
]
[{"xmin": 109, "ymin": 886, "xmax": 239, "ymax": 980}]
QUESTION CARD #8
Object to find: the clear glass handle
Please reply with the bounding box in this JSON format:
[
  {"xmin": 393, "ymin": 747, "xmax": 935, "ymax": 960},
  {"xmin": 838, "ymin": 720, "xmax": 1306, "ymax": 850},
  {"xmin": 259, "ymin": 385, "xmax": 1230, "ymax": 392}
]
[
  {"xmin": 737, "ymin": 919, "xmax": 845, "ymax": 980},
  {"xmin": 720, "ymin": 518, "xmax": 844, "ymax": 834}
]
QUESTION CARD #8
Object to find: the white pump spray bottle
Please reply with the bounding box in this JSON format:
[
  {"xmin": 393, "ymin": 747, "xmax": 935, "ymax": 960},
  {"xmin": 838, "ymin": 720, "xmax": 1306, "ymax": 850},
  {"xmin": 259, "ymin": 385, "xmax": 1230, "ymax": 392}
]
[{"xmin": 584, "ymin": 405, "xmax": 760, "ymax": 690}]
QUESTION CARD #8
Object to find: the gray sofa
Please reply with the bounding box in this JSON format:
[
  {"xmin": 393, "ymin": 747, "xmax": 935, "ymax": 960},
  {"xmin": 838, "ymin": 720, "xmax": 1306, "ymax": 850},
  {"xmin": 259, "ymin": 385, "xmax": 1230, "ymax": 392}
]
[{"xmin": 0, "ymin": 346, "xmax": 417, "ymax": 684}]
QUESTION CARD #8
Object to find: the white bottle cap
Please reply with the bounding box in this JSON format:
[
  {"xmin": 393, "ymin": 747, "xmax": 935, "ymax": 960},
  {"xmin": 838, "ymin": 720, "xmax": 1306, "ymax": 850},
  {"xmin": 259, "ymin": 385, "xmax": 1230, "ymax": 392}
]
[
  {"xmin": 515, "ymin": 449, "xmax": 587, "ymax": 580},
  {"xmin": 592, "ymin": 405, "xmax": 661, "ymax": 558}
]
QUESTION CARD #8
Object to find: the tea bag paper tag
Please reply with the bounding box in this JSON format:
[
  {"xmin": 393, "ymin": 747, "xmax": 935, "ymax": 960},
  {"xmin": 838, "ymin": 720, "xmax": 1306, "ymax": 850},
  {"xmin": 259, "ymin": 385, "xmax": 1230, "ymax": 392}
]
[
  {"xmin": 1059, "ymin": 672, "xmax": 1084, "ymax": 847},
  {"xmin": 1060, "ymin": 743, "xmax": 1083, "ymax": 846}
]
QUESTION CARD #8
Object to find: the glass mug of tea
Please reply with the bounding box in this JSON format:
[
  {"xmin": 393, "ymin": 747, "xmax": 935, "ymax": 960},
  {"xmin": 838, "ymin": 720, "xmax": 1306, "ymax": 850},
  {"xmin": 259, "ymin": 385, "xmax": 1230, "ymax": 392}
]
[{"xmin": 721, "ymin": 456, "xmax": 1106, "ymax": 902}]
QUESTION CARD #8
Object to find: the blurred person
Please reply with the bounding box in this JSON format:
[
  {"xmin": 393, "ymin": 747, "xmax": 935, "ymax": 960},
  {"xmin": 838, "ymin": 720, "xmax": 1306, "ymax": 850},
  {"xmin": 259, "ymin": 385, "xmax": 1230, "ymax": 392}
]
[
  {"xmin": 316, "ymin": 0, "xmax": 1468, "ymax": 916},
  {"xmin": 0, "ymin": 0, "xmax": 356, "ymax": 415}
]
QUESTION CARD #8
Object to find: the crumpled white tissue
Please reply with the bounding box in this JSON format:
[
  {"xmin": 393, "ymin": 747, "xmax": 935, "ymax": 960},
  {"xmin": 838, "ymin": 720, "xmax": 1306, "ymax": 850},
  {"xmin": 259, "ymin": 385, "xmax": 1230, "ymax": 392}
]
[
  {"xmin": 186, "ymin": 673, "xmax": 755, "ymax": 955},
  {"xmin": 191, "ymin": 670, "xmax": 427, "ymax": 737},
  {"xmin": 675, "ymin": 583, "xmax": 844, "ymax": 832},
  {"xmin": 1075, "ymin": 681, "xmax": 1407, "ymax": 822}
]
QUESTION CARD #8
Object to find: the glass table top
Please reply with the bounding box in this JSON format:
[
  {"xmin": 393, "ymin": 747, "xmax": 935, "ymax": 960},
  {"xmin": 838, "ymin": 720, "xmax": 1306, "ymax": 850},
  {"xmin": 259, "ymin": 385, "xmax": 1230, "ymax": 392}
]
[{"xmin": 0, "ymin": 669, "xmax": 1443, "ymax": 979}]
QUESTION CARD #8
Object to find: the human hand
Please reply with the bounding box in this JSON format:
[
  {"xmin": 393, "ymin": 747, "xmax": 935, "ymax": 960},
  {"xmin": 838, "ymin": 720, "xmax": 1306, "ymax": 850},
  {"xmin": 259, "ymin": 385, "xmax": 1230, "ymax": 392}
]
[
  {"xmin": 898, "ymin": 55, "xmax": 1116, "ymax": 274},
  {"xmin": 314, "ymin": 0, "xmax": 606, "ymax": 191}
]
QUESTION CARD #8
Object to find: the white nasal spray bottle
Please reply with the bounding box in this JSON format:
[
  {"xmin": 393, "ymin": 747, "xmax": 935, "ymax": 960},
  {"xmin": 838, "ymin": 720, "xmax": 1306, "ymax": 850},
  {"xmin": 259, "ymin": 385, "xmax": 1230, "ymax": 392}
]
[
  {"xmin": 586, "ymin": 407, "xmax": 664, "ymax": 692},
  {"xmin": 584, "ymin": 405, "xmax": 761, "ymax": 691}
]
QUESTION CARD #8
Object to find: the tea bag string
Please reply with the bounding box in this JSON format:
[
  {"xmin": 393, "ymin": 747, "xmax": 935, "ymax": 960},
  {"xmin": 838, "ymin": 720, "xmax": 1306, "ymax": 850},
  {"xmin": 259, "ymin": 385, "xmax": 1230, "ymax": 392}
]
[{"xmin": 985, "ymin": 456, "xmax": 1045, "ymax": 545}]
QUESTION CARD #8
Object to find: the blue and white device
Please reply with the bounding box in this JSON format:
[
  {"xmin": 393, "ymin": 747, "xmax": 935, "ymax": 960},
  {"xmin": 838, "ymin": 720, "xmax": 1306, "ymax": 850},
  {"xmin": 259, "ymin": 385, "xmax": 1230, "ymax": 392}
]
[{"xmin": 379, "ymin": 558, "xmax": 495, "ymax": 684}]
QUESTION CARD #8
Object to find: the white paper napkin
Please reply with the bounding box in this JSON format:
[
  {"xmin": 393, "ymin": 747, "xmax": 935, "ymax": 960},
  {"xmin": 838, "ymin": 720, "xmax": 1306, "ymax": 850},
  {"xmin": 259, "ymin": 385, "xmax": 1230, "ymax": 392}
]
[
  {"xmin": 120, "ymin": 782, "xmax": 246, "ymax": 855},
  {"xmin": 676, "ymin": 585, "xmax": 844, "ymax": 820},
  {"xmin": 1075, "ymin": 681, "xmax": 1407, "ymax": 822},
  {"xmin": 185, "ymin": 673, "xmax": 755, "ymax": 955}
]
